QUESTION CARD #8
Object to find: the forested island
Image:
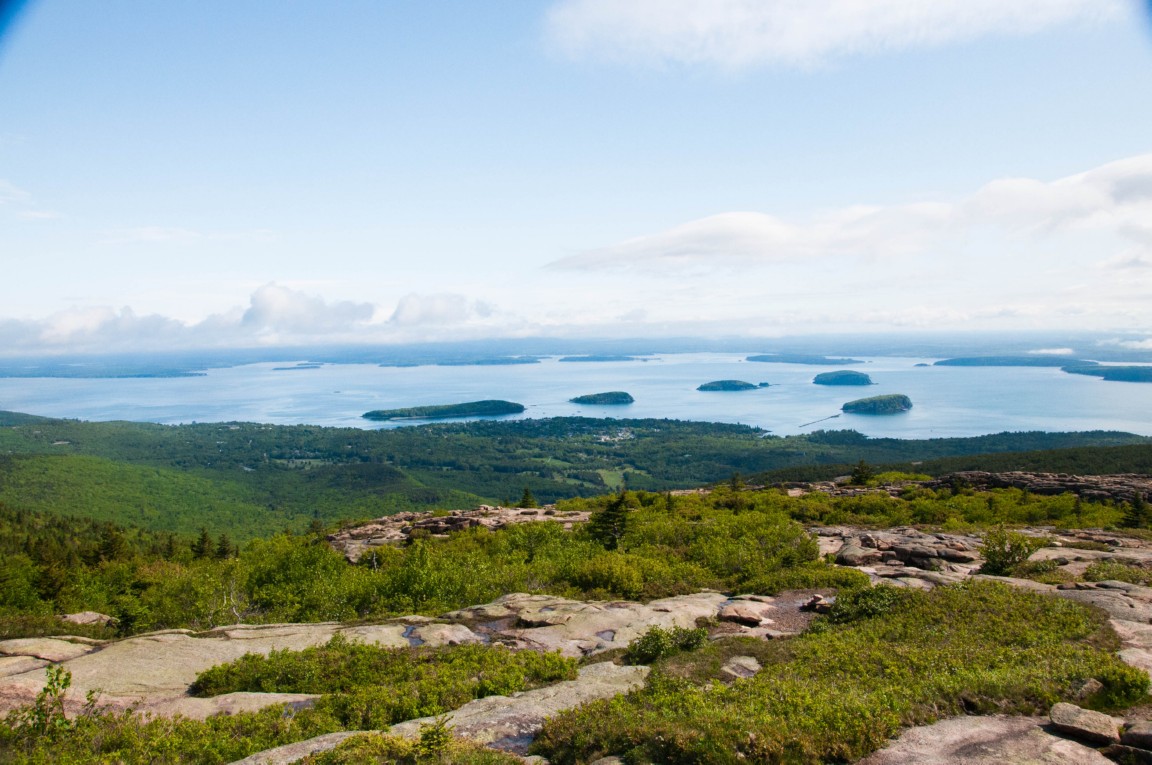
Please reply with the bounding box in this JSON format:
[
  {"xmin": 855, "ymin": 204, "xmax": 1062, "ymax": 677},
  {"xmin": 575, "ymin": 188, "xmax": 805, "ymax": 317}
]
[
  {"xmin": 747, "ymin": 353, "xmax": 863, "ymax": 365},
  {"xmin": 362, "ymin": 400, "xmax": 525, "ymax": 421},
  {"xmin": 813, "ymin": 370, "xmax": 874, "ymax": 386},
  {"xmin": 1063, "ymin": 365, "xmax": 1152, "ymax": 383},
  {"xmin": 569, "ymin": 391, "xmax": 635, "ymax": 405},
  {"xmin": 697, "ymin": 380, "xmax": 764, "ymax": 391},
  {"xmin": 841, "ymin": 394, "xmax": 913, "ymax": 414}
]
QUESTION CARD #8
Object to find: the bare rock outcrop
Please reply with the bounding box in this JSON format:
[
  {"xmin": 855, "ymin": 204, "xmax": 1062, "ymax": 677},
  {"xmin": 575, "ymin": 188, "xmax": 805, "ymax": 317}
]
[
  {"xmin": 389, "ymin": 662, "xmax": 649, "ymax": 753},
  {"xmin": 926, "ymin": 471, "xmax": 1152, "ymax": 504},
  {"xmin": 328, "ymin": 505, "xmax": 592, "ymax": 562},
  {"xmin": 855, "ymin": 715, "xmax": 1114, "ymax": 764}
]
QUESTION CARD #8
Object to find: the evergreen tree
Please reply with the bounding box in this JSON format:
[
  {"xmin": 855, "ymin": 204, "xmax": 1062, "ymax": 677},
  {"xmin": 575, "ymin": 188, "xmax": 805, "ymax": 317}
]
[
  {"xmin": 519, "ymin": 487, "xmax": 538, "ymax": 509},
  {"xmin": 587, "ymin": 492, "xmax": 630, "ymax": 551},
  {"xmin": 1123, "ymin": 493, "xmax": 1148, "ymax": 529},
  {"xmin": 850, "ymin": 460, "xmax": 874, "ymax": 486},
  {"xmin": 191, "ymin": 528, "xmax": 212, "ymax": 559},
  {"xmin": 214, "ymin": 534, "xmax": 233, "ymax": 560}
]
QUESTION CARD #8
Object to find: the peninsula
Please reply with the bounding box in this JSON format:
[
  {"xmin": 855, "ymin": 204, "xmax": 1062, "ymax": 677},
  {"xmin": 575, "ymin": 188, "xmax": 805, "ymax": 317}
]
[{"xmin": 362, "ymin": 400, "xmax": 525, "ymax": 421}]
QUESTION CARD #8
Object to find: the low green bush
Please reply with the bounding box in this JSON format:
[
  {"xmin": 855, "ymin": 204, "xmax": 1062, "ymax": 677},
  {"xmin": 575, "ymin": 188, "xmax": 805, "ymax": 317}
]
[
  {"xmin": 743, "ymin": 563, "xmax": 870, "ymax": 595},
  {"xmin": 979, "ymin": 527, "xmax": 1043, "ymax": 575},
  {"xmin": 624, "ymin": 625, "xmax": 709, "ymax": 665},
  {"xmin": 1084, "ymin": 561, "xmax": 1152, "ymax": 586},
  {"xmin": 825, "ymin": 584, "xmax": 922, "ymax": 625},
  {"xmin": 532, "ymin": 581, "xmax": 1147, "ymax": 765},
  {"xmin": 300, "ymin": 728, "xmax": 522, "ymax": 764},
  {"xmin": 190, "ymin": 636, "xmax": 576, "ymax": 729}
]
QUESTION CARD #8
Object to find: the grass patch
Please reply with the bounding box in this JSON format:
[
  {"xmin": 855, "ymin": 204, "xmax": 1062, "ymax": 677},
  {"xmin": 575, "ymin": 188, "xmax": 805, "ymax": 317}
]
[{"xmin": 532, "ymin": 581, "xmax": 1147, "ymax": 765}]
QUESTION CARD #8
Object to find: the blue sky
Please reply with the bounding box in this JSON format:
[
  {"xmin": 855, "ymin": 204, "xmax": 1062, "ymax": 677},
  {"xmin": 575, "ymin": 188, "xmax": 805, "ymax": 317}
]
[{"xmin": 1, "ymin": 0, "xmax": 1151, "ymax": 353}]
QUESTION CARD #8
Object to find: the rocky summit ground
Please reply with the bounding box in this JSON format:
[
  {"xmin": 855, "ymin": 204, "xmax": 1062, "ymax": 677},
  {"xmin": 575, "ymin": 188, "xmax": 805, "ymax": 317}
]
[{"xmin": 9, "ymin": 484, "xmax": 1152, "ymax": 762}]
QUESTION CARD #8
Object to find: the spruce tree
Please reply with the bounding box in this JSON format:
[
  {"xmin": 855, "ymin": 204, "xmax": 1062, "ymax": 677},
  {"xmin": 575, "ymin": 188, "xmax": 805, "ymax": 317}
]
[
  {"xmin": 519, "ymin": 487, "xmax": 538, "ymax": 509},
  {"xmin": 191, "ymin": 528, "xmax": 212, "ymax": 559},
  {"xmin": 588, "ymin": 492, "xmax": 630, "ymax": 551}
]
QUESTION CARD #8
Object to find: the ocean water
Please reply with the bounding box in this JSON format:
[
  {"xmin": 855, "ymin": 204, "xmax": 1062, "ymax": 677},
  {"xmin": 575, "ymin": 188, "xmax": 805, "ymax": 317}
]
[{"xmin": 2, "ymin": 353, "xmax": 1152, "ymax": 439}]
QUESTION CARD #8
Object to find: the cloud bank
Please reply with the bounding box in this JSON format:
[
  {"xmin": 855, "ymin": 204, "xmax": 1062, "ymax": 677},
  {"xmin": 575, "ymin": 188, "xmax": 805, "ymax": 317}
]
[
  {"xmin": 546, "ymin": 0, "xmax": 1127, "ymax": 68},
  {"xmin": 551, "ymin": 154, "xmax": 1152, "ymax": 273}
]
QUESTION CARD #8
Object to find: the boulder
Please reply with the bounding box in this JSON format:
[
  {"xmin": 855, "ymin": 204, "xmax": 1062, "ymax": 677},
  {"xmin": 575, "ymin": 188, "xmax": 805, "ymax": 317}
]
[
  {"xmin": 856, "ymin": 715, "xmax": 1114, "ymax": 764},
  {"xmin": 150, "ymin": 692, "xmax": 319, "ymax": 721},
  {"xmin": 1049, "ymin": 702, "xmax": 1120, "ymax": 745},
  {"xmin": 720, "ymin": 655, "xmax": 762, "ymax": 680},
  {"xmin": 61, "ymin": 611, "xmax": 117, "ymax": 627},
  {"xmin": 0, "ymin": 656, "xmax": 47, "ymax": 678},
  {"xmin": 0, "ymin": 637, "xmax": 99, "ymax": 663},
  {"xmin": 227, "ymin": 731, "xmax": 365, "ymax": 765},
  {"xmin": 837, "ymin": 543, "xmax": 883, "ymax": 566},
  {"xmin": 1100, "ymin": 744, "xmax": 1152, "ymax": 764},
  {"xmin": 408, "ymin": 623, "xmax": 481, "ymax": 647},
  {"xmin": 389, "ymin": 662, "xmax": 649, "ymax": 754},
  {"xmin": 717, "ymin": 602, "xmax": 775, "ymax": 627},
  {"xmin": 1122, "ymin": 720, "xmax": 1152, "ymax": 750}
]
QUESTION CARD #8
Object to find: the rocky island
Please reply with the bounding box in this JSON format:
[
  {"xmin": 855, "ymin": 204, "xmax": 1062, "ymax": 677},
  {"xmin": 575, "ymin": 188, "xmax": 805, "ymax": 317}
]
[
  {"xmin": 841, "ymin": 393, "xmax": 912, "ymax": 414},
  {"xmin": 697, "ymin": 380, "xmax": 766, "ymax": 391},
  {"xmin": 569, "ymin": 391, "xmax": 635, "ymax": 405},
  {"xmin": 813, "ymin": 370, "xmax": 874, "ymax": 386},
  {"xmin": 362, "ymin": 400, "xmax": 525, "ymax": 421}
]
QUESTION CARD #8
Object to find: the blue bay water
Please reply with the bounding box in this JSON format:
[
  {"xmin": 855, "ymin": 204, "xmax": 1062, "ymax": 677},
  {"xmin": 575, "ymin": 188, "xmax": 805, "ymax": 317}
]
[{"xmin": 2, "ymin": 353, "xmax": 1152, "ymax": 438}]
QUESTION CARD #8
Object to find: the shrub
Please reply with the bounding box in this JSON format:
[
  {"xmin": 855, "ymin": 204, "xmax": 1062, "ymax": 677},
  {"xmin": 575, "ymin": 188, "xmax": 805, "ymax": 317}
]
[
  {"xmin": 825, "ymin": 584, "xmax": 922, "ymax": 625},
  {"xmin": 624, "ymin": 625, "xmax": 709, "ymax": 665},
  {"xmin": 979, "ymin": 526, "xmax": 1043, "ymax": 575},
  {"xmin": 743, "ymin": 563, "xmax": 870, "ymax": 595},
  {"xmin": 1084, "ymin": 561, "xmax": 1152, "ymax": 586}
]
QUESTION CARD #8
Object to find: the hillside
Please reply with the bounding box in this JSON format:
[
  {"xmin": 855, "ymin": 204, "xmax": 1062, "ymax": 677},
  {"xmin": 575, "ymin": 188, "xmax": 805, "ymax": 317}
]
[{"xmin": 0, "ymin": 411, "xmax": 1149, "ymax": 536}]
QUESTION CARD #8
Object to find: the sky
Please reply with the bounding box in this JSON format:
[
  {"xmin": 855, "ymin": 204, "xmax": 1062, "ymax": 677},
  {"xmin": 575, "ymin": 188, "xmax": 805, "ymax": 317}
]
[{"xmin": 1, "ymin": 0, "xmax": 1152, "ymax": 354}]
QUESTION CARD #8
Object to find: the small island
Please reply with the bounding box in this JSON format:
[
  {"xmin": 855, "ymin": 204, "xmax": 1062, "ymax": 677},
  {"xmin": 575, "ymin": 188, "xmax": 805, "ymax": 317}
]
[
  {"xmin": 569, "ymin": 391, "xmax": 635, "ymax": 405},
  {"xmin": 363, "ymin": 400, "xmax": 525, "ymax": 421},
  {"xmin": 813, "ymin": 370, "xmax": 873, "ymax": 386},
  {"xmin": 697, "ymin": 380, "xmax": 762, "ymax": 392},
  {"xmin": 841, "ymin": 394, "xmax": 913, "ymax": 415}
]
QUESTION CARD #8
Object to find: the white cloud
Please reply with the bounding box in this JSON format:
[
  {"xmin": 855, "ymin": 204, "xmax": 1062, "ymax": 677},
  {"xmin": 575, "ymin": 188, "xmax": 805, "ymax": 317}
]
[
  {"xmin": 545, "ymin": 0, "xmax": 1127, "ymax": 69},
  {"xmin": 1028, "ymin": 347, "xmax": 1076, "ymax": 355},
  {"xmin": 389, "ymin": 293, "xmax": 494, "ymax": 326},
  {"xmin": 240, "ymin": 284, "xmax": 375, "ymax": 335},
  {"xmin": 551, "ymin": 153, "xmax": 1152, "ymax": 273},
  {"xmin": 550, "ymin": 204, "xmax": 953, "ymax": 272}
]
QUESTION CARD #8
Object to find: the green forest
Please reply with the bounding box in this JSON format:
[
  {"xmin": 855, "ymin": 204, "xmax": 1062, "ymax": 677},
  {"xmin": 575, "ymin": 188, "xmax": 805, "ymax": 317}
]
[{"xmin": 2, "ymin": 408, "xmax": 1152, "ymax": 763}]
